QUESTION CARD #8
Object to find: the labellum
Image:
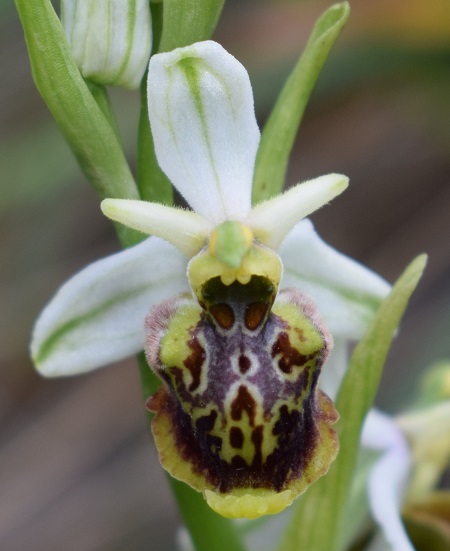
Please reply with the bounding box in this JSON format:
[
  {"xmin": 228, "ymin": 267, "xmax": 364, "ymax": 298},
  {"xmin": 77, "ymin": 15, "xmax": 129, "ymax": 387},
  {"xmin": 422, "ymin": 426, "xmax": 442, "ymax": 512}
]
[{"xmin": 145, "ymin": 236, "xmax": 339, "ymax": 519}]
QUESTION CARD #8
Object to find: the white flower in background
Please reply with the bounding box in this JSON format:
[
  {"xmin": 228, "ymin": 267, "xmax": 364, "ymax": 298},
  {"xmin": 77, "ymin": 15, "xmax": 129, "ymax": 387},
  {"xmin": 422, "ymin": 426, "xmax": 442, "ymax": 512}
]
[
  {"xmin": 61, "ymin": 0, "xmax": 152, "ymax": 89},
  {"xmin": 362, "ymin": 399, "xmax": 450, "ymax": 551},
  {"xmin": 31, "ymin": 40, "xmax": 391, "ymax": 518},
  {"xmin": 362, "ymin": 410, "xmax": 414, "ymax": 551}
]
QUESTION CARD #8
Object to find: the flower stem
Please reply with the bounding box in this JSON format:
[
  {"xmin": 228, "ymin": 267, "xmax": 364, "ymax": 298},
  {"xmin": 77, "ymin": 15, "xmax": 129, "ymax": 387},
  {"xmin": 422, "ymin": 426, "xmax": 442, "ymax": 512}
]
[
  {"xmin": 137, "ymin": 76, "xmax": 174, "ymax": 204},
  {"xmin": 168, "ymin": 479, "xmax": 247, "ymax": 551}
]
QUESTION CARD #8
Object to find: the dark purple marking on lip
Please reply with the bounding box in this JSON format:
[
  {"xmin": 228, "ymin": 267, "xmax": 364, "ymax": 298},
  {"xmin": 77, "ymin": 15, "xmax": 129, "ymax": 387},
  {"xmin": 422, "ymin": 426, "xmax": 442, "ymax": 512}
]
[{"xmin": 149, "ymin": 384, "xmax": 322, "ymax": 493}]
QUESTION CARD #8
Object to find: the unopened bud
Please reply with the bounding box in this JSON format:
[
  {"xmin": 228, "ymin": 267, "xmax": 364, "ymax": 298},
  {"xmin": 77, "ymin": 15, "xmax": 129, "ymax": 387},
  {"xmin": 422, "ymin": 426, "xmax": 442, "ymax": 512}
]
[{"xmin": 61, "ymin": 0, "xmax": 152, "ymax": 89}]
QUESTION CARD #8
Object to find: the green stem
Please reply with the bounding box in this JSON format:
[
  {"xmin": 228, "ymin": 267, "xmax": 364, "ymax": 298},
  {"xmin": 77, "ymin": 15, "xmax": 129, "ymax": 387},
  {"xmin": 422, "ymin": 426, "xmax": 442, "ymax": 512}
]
[
  {"xmin": 86, "ymin": 81, "xmax": 122, "ymax": 144},
  {"xmin": 137, "ymin": 75, "xmax": 174, "ymax": 204},
  {"xmin": 158, "ymin": 0, "xmax": 225, "ymax": 53},
  {"xmin": 15, "ymin": 0, "xmax": 140, "ymax": 203},
  {"xmin": 150, "ymin": 0, "xmax": 164, "ymax": 54},
  {"xmin": 15, "ymin": 0, "xmax": 143, "ymax": 247}
]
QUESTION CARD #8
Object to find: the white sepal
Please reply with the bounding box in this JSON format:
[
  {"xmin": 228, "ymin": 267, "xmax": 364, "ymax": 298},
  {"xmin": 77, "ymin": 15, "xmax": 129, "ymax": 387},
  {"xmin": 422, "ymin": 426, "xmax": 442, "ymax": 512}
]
[
  {"xmin": 101, "ymin": 199, "xmax": 212, "ymax": 257},
  {"xmin": 148, "ymin": 41, "xmax": 260, "ymax": 224},
  {"xmin": 247, "ymin": 174, "xmax": 348, "ymax": 250},
  {"xmin": 279, "ymin": 220, "xmax": 391, "ymax": 339},
  {"xmin": 31, "ymin": 238, "xmax": 189, "ymax": 377},
  {"xmin": 362, "ymin": 410, "xmax": 414, "ymax": 551}
]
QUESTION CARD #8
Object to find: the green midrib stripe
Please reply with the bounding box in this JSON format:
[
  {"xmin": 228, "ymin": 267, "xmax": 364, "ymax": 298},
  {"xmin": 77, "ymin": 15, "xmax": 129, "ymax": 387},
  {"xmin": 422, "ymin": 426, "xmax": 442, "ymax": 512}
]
[{"xmin": 115, "ymin": 0, "xmax": 137, "ymax": 82}]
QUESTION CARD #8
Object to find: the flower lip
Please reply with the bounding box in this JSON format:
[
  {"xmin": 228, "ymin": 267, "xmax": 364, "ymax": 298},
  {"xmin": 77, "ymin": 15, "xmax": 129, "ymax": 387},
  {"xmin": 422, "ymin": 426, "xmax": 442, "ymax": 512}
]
[{"xmin": 146, "ymin": 288, "xmax": 338, "ymax": 519}]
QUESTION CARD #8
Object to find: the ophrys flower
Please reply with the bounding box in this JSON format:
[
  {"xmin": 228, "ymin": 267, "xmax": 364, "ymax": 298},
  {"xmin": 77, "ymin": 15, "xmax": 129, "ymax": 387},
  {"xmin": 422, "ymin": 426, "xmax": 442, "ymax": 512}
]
[{"xmin": 31, "ymin": 41, "xmax": 390, "ymax": 518}]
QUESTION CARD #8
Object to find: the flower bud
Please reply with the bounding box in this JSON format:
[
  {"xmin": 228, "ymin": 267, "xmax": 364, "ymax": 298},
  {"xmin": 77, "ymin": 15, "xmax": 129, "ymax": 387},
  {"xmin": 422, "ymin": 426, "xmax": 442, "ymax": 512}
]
[{"xmin": 61, "ymin": 0, "xmax": 152, "ymax": 89}]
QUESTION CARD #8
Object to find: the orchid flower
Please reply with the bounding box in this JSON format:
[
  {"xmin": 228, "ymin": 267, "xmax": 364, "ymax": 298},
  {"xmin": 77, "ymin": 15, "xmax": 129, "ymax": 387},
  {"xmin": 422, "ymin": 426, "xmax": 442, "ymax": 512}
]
[{"xmin": 31, "ymin": 41, "xmax": 391, "ymax": 519}]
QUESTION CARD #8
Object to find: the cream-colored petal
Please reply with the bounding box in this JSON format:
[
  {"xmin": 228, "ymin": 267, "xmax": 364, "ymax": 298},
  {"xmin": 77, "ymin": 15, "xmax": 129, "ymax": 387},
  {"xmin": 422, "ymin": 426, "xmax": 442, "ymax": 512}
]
[
  {"xmin": 148, "ymin": 41, "xmax": 259, "ymax": 224},
  {"xmin": 246, "ymin": 174, "xmax": 348, "ymax": 250},
  {"xmin": 101, "ymin": 199, "xmax": 212, "ymax": 257}
]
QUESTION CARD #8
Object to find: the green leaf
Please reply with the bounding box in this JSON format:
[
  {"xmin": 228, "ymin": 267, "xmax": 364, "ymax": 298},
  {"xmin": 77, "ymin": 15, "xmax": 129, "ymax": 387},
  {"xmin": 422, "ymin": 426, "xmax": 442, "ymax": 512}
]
[
  {"xmin": 15, "ymin": 0, "xmax": 142, "ymax": 245},
  {"xmin": 277, "ymin": 254, "xmax": 428, "ymax": 551},
  {"xmin": 158, "ymin": 0, "xmax": 225, "ymax": 53},
  {"xmin": 252, "ymin": 2, "xmax": 350, "ymax": 205}
]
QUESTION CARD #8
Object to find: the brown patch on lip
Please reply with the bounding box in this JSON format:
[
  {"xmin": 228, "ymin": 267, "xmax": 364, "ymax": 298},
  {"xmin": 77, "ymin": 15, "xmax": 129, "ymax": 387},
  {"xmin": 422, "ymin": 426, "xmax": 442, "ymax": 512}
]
[
  {"xmin": 184, "ymin": 336, "xmax": 205, "ymax": 392},
  {"xmin": 271, "ymin": 332, "xmax": 312, "ymax": 374},
  {"xmin": 209, "ymin": 304, "xmax": 235, "ymax": 329},
  {"xmin": 244, "ymin": 303, "xmax": 268, "ymax": 331},
  {"xmin": 231, "ymin": 385, "xmax": 257, "ymax": 427}
]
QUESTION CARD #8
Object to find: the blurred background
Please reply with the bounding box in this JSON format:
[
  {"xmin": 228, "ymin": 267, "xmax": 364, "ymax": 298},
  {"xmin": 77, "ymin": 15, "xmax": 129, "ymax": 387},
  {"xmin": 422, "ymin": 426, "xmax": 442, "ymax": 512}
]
[{"xmin": 1, "ymin": 0, "xmax": 449, "ymax": 549}]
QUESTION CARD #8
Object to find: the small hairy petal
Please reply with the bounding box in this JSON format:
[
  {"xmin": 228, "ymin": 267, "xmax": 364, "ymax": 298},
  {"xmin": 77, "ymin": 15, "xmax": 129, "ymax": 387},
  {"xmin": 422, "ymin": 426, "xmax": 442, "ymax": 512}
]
[
  {"xmin": 246, "ymin": 174, "xmax": 348, "ymax": 249},
  {"xmin": 101, "ymin": 198, "xmax": 212, "ymax": 257},
  {"xmin": 32, "ymin": 238, "xmax": 189, "ymax": 376},
  {"xmin": 148, "ymin": 41, "xmax": 260, "ymax": 224}
]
